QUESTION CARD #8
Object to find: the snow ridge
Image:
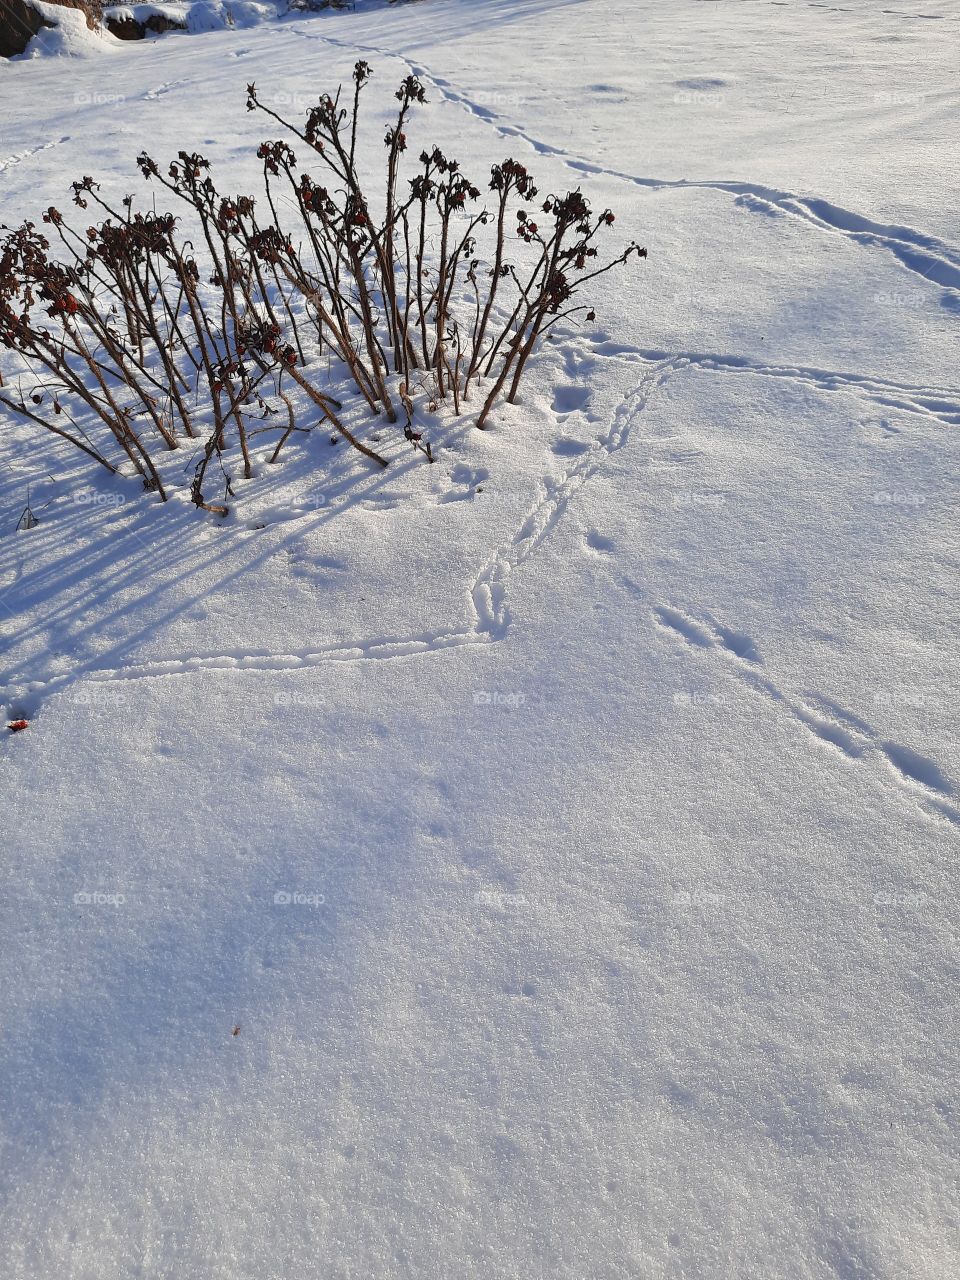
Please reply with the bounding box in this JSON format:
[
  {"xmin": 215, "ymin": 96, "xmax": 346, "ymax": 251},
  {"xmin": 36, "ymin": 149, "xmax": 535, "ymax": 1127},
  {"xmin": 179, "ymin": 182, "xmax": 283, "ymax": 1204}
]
[{"xmin": 291, "ymin": 25, "xmax": 960, "ymax": 301}]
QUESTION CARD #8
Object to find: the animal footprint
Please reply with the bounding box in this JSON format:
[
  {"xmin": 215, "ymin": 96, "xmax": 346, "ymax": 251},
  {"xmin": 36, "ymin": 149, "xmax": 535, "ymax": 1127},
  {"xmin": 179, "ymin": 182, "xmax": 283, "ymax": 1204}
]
[
  {"xmin": 552, "ymin": 437, "xmax": 593, "ymax": 458},
  {"xmin": 552, "ymin": 385, "xmax": 592, "ymax": 416},
  {"xmin": 654, "ymin": 605, "xmax": 762, "ymax": 663},
  {"xmin": 653, "ymin": 605, "xmax": 716, "ymax": 650},
  {"xmin": 585, "ymin": 530, "xmax": 616, "ymax": 554},
  {"xmin": 882, "ymin": 742, "xmax": 953, "ymax": 798},
  {"xmin": 592, "ymin": 339, "xmax": 640, "ymax": 358},
  {"xmin": 792, "ymin": 702, "xmax": 865, "ymax": 758},
  {"xmin": 143, "ymin": 80, "xmax": 186, "ymax": 101},
  {"xmin": 861, "ymin": 415, "xmax": 902, "ymax": 439},
  {"xmin": 434, "ymin": 462, "xmax": 489, "ymax": 504},
  {"xmin": 711, "ymin": 623, "xmax": 761, "ymax": 663}
]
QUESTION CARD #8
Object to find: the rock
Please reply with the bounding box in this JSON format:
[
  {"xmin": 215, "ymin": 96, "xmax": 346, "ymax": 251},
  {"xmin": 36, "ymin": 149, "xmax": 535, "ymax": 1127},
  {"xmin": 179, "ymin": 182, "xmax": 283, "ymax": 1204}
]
[
  {"xmin": 0, "ymin": 0, "xmax": 100, "ymax": 57},
  {"xmin": 0, "ymin": 0, "xmax": 54, "ymax": 57},
  {"xmin": 104, "ymin": 11, "xmax": 184, "ymax": 39}
]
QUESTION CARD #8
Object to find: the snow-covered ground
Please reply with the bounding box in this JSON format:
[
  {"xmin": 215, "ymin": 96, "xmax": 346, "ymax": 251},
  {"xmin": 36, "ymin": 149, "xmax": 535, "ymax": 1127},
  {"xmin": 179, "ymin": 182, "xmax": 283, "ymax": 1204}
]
[{"xmin": 1, "ymin": 1, "xmax": 958, "ymax": 1275}]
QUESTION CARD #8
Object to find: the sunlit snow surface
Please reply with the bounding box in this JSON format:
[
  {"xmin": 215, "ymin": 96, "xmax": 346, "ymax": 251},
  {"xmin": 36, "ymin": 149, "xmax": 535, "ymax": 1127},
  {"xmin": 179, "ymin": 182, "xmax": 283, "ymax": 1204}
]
[{"xmin": 1, "ymin": 1, "xmax": 958, "ymax": 1275}]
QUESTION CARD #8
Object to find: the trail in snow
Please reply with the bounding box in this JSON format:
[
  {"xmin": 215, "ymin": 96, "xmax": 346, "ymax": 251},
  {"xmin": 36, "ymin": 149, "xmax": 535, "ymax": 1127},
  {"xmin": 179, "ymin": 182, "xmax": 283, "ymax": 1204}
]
[
  {"xmin": 6, "ymin": 18, "xmax": 956, "ymax": 841},
  {"xmin": 290, "ymin": 26, "xmax": 960, "ymax": 300},
  {"xmin": 649, "ymin": 598, "xmax": 960, "ymax": 830},
  {"xmin": 14, "ymin": 356, "xmax": 678, "ymax": 698},
  {"xmin": 609, "ymin": 348, "xmax": 960, "ymax": 428},
  {"xmin": 0, "ymin": 136, "xmax": 70, "ymax": 175},
  {"xmin": 11, "ymin": 334, "xmax": 958, "ymax": 833},
  {"xmin": 470, "ymin": 358, "xmax": 679, "ymax": 635},
  {"xmin": 15, "ymin": 330, "xmax": 953, "ymax": 704}
]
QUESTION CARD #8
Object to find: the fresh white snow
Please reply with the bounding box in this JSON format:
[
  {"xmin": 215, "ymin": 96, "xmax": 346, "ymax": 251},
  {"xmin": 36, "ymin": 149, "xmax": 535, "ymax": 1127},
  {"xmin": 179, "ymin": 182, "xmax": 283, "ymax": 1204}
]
[{"xmin": 1, "ymin": 1, "xmax": 958, "ymax": 1276}]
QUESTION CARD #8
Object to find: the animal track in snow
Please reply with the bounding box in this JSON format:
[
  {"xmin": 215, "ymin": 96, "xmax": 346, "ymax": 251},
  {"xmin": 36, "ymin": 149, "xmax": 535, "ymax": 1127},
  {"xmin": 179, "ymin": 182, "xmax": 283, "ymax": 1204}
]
[
  {"xmin": 551, "ymin": 437, "xmax": 594, "ymax": 458},
  {"xmin": 652, "ymin": 602, "xmax": 959, "ymax": 827},
  {"xmin": 674, "ymin": 78, "xmax": 728, "ymax": 91},
  {"xmin": 431, "ymin": 462, "xmax": 489, "ymax": 504},
  {"xmin": 62, "ymin": 20, "xmax": 946, "ymax": 838},
  {"xmin": 585, "ymin": 530, "xmax": 616, "ymax": 554},
  {"xmin": 284, "ymin": 26, "xmax": 960, "ymax": 427},
  {"xmin": 552, "ymin": 385, "xmax": 593, "ymax": 416},
  {"xmin": 592, "ymin": 341, "xmax": 643, "ymax": 359},
  {"xmin": 8, "ymin": 370, "xmax": 955, "ymax": 835},
  {"xmin": 143, "ymin": 80, "xmax": 190, "ymax": 101},
  {"xmin": 653, "ymin": 605, "xmax": 715, "ymax": 649},
  {"xmin": 290, "ymin": 27, "xmax": 960, "ymax": 303},
  {"xmin": 6, "ymin": 355, "xmax": 678, "ymax": 711},
  {"xmin": 6, "ymin": 318, "xmax": 952, "ymax": 734},
  {"xmin": 8, "ymin": 31, "xmax": 957, "ymax": 786},
  {"xmin": 0, "ymin": 136, "xmax": 70, "ymax": 175},
  {"xmin": 612, "ymin": 347, "xmax": 960, "ymax": 428}
]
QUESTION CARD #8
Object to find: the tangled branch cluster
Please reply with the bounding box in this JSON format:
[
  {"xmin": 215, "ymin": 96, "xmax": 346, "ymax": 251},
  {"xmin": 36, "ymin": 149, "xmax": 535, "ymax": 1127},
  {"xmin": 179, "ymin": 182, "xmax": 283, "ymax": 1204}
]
[{"xmin": 0, "ymin": 64, "xmax": 645, "ymax": 513}]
